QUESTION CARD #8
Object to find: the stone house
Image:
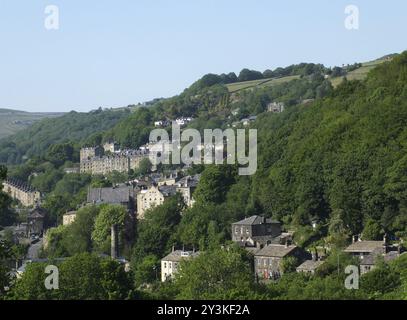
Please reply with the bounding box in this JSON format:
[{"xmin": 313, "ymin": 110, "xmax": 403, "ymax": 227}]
[
  {"xmin": 137, "ymin": 176, "xmax": 199, "ymax": 219},
  {"xmin": 254, "ymin": 244, "xmax": 302, "ymax": 280},
  {"xmin": 136, "ymin": 185, "xmax": 177, "ymax": 219},
  {"xmin": 296, "ymin": 259, "xmax": 325, "ymax": 274},
  {"xmin": 161, "ymin": 249, "xmax": 200, "ymax": 282},
  {"xmin": 344, "ymin": 240, "xmax": 386, "ymax": 260},
  {"xmin": 232, "ymin": 215, "xmax": 282, "ymax": 248},
  {"xmin": 344, "ymin": 238, "xmax": 404, "ymax": 274}
]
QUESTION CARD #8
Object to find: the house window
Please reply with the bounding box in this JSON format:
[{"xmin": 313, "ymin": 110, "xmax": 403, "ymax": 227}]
[
  {"xmin": 264, "ymin": 259, "xmax": 267, "ymax": 266},
  {"xmin": 235, "ymin": 227, "xmax": 239, "ymax": 234},
  {"xmin": 164, "ymin": 262, "xmax": 167, "ymax": 268},
  {"xmin": 246, "ymin": 227, "xmax": 249, "ymax": 235},
  {"xmin": 169, "ymin": 262, "xmax": 172, "ymax": 268}
]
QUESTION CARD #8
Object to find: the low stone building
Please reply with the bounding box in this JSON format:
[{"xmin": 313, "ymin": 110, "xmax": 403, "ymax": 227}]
[
  {"xmin": 254, "ymin": 244, "xmax": 302, "ymax": 280},
  {"xmin": 161, "ymin": 249, "xmax": 200, "ymax": 282},
  {"xmin": 296, "ymin": 260, "xmax": 325, "ymax": 275},
  {"xmin": 344, "ymin": 240, "xmax": 386, "ymax": 259},
  {"xmin": 2, "ymin": 178, "xmax": 41, "ymax": 207},
  {"xmin": 232, "ymin": 215, "xmax": 282, "ymax": 248},
  {"xmin": 359, "ymin": 251, "xmax": 403, "ymax": 275}
]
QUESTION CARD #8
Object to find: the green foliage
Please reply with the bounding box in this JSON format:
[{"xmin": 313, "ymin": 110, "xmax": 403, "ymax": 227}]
[
  {"xmin": 362, "ymin": 219, "xmax": 384, "ymax": 240},
  {"xmin": 0, "ymin": 165, "xmax": 14, "ymax": 226},
  {"xmin": 92, "ymin": 205, "xmax": 128, "ymax": 251},
  {"xmin": 0, "ymin": 240, "xmax": 12, "ymax": 297},
  {"xmin": 280, "ymin": 256, "xmax": 299, "ymax": 274},
  {"xmin": 134, "ymin": 255, "xmax": 160, "ymax": 285},
  {"xmin": 132, "ymin": 195, "xmax": 183, "ymax": 265},
  {"xmin": 133, "ymin": 157, "xmax": 152, "ymax": 177},
  {"xmin": 250, "ymin": 51, "xmax": 407, "ymax": 239},
  {"xmin": 45, "ymin": 206, "xmax": 100, "ymax": 257},
  {"xmin": 46, "ymin": 142, "xmax": 77, "ymax": 167},
  {"xmin": 8, "ymin": 253, "xmax": 134, "ymax": 300},
  {"xmin": 174, "ymin": 247, "xmax": 260, "ymax": 300},
  {"xmin": 0, "ymin": 109, "xmax": 129, "ymax": 165},
  {"xmin": 42, "ymin": 173, "xmax": 91, "ymax": 224},
  {"xmin": 6, "ymin": 262, "xmax": 55, "ymax": 300},
  {"xmin": 194, "ymin": 165, "xmax": 235, "ymax": 205},
  {"xmin": 268, "ymin": 272, "xmax": 365, "ymax": 300},
  {"xmin": 361, "ymin": 259, "xmax": 401, "ymax": 298}
]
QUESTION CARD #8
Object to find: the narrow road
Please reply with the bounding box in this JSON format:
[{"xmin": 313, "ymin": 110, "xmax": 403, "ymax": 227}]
[{"xmin": 27, "ymin": 238, "xmax": 43, "ymax": 260}]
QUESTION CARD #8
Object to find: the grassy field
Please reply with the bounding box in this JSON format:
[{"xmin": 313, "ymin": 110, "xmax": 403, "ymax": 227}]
[
  {"xmin": 226, "ymin": 57, "xmax": 391, "ymax": 93},
  {"xmin": 329, "ymin": 58, "xmax": 390, "ymax": 88},
  {"xmin": 0, "ymin": 108, "xmax": 64, "ymax": 140},
  {"xmin": 226, "ymin": 75, "xmax": 301, "ymax": 93}
]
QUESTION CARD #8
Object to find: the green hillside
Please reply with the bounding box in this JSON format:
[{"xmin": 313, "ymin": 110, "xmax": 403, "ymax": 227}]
[
  {"xmin": 329, "ymin": 57, "xmax": 391, "ymax": 87},
  {"xmin": 226, "ymin": 75, "xmax": 301, "ymax": 93},
  {"xmin": 249, "ymin": 52, "xmax": 407, "ymax": 239},
  {"xmin": 0, "ymin": 108, "xmax": 63, "ymax": 140},
  {"xmin": 0, "ymin": 108, "xmax": 131, "ymax": 164}
]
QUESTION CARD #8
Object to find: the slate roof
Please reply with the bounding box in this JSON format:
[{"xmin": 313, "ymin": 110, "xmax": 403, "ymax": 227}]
[
  {"xmin": 161, "ymin": 250, "xmax": 200, "ymax": 262},
  {"xmin": 4, "ymin": 178, "xmax": 38, "ymax": 193},
  {"xmin": 344, "ymin": 241, "xmax": 384, "ymax": 253},
  {"xmin": 232, "ymin": 215, "xmax": 279, "ymax": 226},
  {"xmin": 255, "ymin": 244, "xmax": 298, "ymax": 258},
  {"xmin": 158, "ymin": 185, "xmax": 178, "ymax": 197},
  {"xmin": 296, "ymin": 260, "xmax": 325, "ymax": 272},
  {"xmin": 87, "ymin": 186, "xmax": 132, "ymax": 204},
  {"xmin": 28, "ymin": 207, "xmax": 46, "ymax": 219},
  {"xmin": 176, "ymin": 174, "xmax": 201, "ymax": 188},
  {"xmin": 64, "ymin": 211, "xmax": 77, "ymax": 216}
]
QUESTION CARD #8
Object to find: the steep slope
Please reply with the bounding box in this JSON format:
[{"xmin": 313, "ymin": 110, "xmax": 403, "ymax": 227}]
[
  {"xmin": 0, "ymin": 108, "xmax": 131, "ymax": 164},
  {"xmin": 248, "ymin": 51, "xmax": 407, "ymax": 238},
  {"xmin": 0, "ymin": 108, "xmax": 63, "ymax": 140}
]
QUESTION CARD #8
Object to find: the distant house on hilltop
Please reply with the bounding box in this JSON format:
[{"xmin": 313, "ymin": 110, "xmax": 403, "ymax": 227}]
[{"xmin": 267, "ymin": 102, "xmax": 285, "ymax": 113}]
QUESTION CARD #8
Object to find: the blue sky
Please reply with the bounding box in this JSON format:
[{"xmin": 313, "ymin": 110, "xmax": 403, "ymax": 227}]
[{"xmin": 0, "ymin": 0, "xmax": 406, "ymax": 112}]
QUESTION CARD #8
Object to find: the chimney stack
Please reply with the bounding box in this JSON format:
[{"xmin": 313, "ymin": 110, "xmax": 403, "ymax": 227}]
[
  {"xmin": 311, "ymin": 250, "xmax": 318, "ymax": 262},
  {"xmin": 111, "ymin": 224, "xmax": 119, "ymax": 259}
]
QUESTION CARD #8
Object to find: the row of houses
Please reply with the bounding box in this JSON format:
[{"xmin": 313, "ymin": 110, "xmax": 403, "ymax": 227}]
[
  {"xmin": 63, "ymin": 174, "xmax": 200, "ymax": 224},
  {"xmin": 79, "ymin": 142, "xmax": 150, "ymax": 175},
  {"xmin": 158, "ymin": 215, "xmax": 405, "ymax": 283},
  {"xmin": 2, "ymin": 178, "xmax": 41, "ymax": 207},
  {"xmin": 154, "ymin": 118, "xmax": 193, "ymax": 128}
]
